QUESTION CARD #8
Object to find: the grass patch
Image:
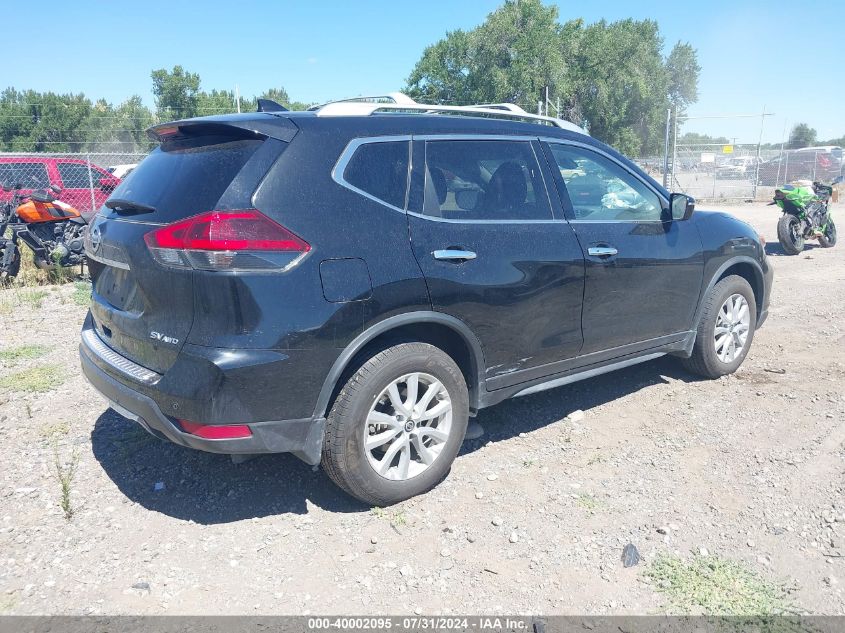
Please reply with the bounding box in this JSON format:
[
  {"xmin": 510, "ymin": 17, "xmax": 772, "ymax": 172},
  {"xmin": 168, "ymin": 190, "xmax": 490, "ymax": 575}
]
[
  {"xmin": 0, "ymin": 344, "xmax": 48, "ymax": 363},
  {"xmin": 73, "ymin": 281, "xmax": 91, "ymax": 306},
  {"xmin": 52, "ymin": 440, "xmax": 79, "ymax": 521},
  {"xmin": 371, "ymin": 506, "xmax": 408, "ymax": 528},
  {"xmin": 41, "ymin": 420, "xmax": 70, "ymax": 439},
  {"xmin": 575, "ymin": 493, "xmax": 602, "ymax": 512},
  {"xmin": 0, "ymin": 594, "xmax": 17, "ymax": 613},
  {"xmin": 0, "ymin": 364, "xmax": 65, "ymax": 393},
  {"xmin": 19, "ymin": 289, "xmax": 48, "ymax": 309},
  {"xmin": 0, "ymin": 250, "xmax": 84, "ymax": 289},
  {"xmin": 644, "ymin": 554, "xmax": 794, "ymax": 615}
]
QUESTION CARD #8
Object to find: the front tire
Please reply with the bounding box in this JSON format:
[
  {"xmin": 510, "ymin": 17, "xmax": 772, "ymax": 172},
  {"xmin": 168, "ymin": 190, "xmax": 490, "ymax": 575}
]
[
  {"xmin": 321, "ymin": 342, "xmax": 469, "ymax": 506},
  {"xmin": 777, "ymin": 214, "xmax": 804, "ymax": 255},
  {"xmin": 819, "ymin": 218, "xmax": 837, "ymax": 248},
  {"xmin": 682, "ymin": 275, "xmax": 757, "ymax": 379}
]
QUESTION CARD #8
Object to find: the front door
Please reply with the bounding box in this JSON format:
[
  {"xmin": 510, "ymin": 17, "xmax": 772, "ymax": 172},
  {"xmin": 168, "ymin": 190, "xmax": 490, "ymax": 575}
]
[
  {"xmin": 408, "ymin": 137, "xmax": 584, "ymax": 389},
  {"xmin": 542, "ymin": 141, "xmax": 704, "ymax": 355}
]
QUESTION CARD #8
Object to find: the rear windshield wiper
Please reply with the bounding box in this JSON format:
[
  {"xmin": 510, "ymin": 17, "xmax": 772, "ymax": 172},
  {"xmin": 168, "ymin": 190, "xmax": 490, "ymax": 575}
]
[{"xmin": 105, "ymin": 198, "xmax": 156, "ymax": 215}]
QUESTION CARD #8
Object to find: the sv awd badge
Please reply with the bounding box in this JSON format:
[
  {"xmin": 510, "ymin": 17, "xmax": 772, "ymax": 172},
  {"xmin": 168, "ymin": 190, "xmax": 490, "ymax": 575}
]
[{"xmin": 150, "ymin": 331, "xmax": 179, "ymax": 345}]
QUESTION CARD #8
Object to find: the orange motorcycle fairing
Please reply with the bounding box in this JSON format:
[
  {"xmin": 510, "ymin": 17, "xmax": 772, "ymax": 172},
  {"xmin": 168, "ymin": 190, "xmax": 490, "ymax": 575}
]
[{"xmin": 15, "ymin": 199, "xmax": 82, "ymax": 223}]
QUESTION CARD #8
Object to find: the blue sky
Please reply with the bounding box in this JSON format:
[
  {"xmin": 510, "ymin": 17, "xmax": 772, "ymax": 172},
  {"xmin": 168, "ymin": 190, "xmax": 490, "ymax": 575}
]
[{"xmin": 7, "ymin": 0, "xmax": 843, "ymax": 144}]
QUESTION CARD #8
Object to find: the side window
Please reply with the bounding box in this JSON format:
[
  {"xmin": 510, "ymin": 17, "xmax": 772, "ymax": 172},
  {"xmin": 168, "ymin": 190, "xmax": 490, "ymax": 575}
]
[
  {"xmin": 0, "ymin": 163, "xmax": 50, "ymax": 189},
  {"xmin": 343, "ymin": 140, "xmax": 409, "ymax": 209},
  {"xmin": 548, "ymin": 144, "xmax": 663, "ymax": 222},
  {"xmin": 422, "ymin": 140, "xmax": 551, "ymax": 221},
  {"xmin": 57, "ymin": 162, "xmax": 94, "ymax": 189}
]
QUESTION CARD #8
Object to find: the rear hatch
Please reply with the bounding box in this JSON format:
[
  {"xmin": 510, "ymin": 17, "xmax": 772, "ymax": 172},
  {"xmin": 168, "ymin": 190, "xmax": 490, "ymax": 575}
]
[{"xmin": 86, "ymin": 119, "xmax": 292, "ymax": 374}]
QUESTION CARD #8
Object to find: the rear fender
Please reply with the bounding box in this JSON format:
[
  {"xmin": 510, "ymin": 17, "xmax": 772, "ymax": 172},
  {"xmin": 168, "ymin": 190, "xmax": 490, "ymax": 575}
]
[{"xmin": 311, "ymin": 311, "xmax": 487, "ymax": 419}]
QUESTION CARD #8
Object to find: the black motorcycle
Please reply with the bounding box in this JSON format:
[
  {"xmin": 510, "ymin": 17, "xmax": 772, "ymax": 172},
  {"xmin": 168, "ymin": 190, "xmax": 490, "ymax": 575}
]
[
  {"xmin": 0, "ymin": 181, "xmax": 87, "ymax": 281},
  {"xmin": 771, "ymin": 177, "xmax": 840, "ymax": 255}
]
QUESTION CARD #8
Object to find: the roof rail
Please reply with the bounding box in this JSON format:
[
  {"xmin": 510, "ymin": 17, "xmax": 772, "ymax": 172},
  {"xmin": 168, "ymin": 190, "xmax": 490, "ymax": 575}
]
[
  {"xmin": 307, "ymin": 92, "xmax": 416, "ymax": 111},
  {"xmin": 311, "ymin": 92, "xmax": 587, "ymax": 135}
]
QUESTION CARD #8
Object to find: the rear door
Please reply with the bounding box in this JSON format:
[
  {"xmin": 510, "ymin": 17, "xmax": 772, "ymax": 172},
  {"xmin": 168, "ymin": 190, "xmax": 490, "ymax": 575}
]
[
  {"xmin": 56, "ymin": 161, "xmax": 112, "ymax": 216},
  {"xmin": 542, "ymin": 141, "xmax": 704, "ymax": 354},
  {"xmin": 407, "ymin": 136, "xmax": 584, "ymax": 389},
  {"xmin": 87, "ymin": 131, "xmax": 274, "ymax": 373}
]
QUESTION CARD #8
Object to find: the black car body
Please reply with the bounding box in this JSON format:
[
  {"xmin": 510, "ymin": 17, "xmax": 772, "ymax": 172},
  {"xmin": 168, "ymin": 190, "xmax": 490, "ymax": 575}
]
[{"xmin": 80, "ymin": 104, "xmax": 772, "ymax": 504}]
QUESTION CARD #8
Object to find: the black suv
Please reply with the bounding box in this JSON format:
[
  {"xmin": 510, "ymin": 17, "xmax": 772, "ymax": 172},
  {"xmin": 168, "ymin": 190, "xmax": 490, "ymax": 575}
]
[{"xmin": 80, "ymin": 100, "xmax": 772, "ymax": 505}]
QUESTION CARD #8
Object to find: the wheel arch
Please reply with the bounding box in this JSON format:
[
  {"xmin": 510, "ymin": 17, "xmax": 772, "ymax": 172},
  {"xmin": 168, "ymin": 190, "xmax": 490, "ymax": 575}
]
[
  {"xmin": 312, "ymin": 312, "xmax": 487, "ymax": 420},
  {"xmin": 695, "ymin": 257, "xmax": 765, "ymax": 327}
]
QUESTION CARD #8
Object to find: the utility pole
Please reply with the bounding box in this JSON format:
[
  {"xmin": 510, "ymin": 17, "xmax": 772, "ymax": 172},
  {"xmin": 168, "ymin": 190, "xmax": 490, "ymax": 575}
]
[
  {"xmin": 752, "ymin": 105, "xmax": 766, "ymax": 199},
  {"xmin": 670, "ymin": 106, "xmax": 679, "ymax": 191},
  {"xmin": 544, "ymin": 86, "xmax": 549, "ymax": 117},
  {"xmin": 235, "ymin": 84, "xmax": 241, "ymax": 113},
  {"xmin": 662, "ymin": 108, "xmax": 671, "ymax": 189}
]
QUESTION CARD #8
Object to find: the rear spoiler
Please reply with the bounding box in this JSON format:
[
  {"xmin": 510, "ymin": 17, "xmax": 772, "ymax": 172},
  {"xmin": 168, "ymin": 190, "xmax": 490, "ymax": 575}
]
[{"xmin": 147, "ymin": 113, "xmax": 298, "ymax": 143}]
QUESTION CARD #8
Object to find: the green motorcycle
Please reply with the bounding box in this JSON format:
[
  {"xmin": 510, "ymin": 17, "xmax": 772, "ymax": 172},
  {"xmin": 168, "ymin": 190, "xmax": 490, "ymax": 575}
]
[{"xmin": 771, "ymin": 177, "xmax": 841, "ymax": 255}]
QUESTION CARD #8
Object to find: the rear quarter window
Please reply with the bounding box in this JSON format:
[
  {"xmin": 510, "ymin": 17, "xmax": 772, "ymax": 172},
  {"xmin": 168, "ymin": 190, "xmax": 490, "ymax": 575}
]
[
  {"xmin": 341, "ymin": 140, "xmax": 410, "ymax": 210},
  {"xmin": 101, "ymin": 136, "xmax": 263, "ymax": 222}
]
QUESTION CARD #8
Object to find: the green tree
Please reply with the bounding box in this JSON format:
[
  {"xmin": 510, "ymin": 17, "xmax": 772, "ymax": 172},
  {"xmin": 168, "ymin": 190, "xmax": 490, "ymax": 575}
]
[
  {"xmin": 406, "ymin": 0, "xmax": 565, "ymax": 108},
  {"xmin": 679, "ymin": 132, "xmax": 729, "ymax": 145},
  {"xmin": 404, "ymin": 0, "xmax": 699, "ymax": 157},
  {"xmin": 151, "ymin": 65, "xmax": 201, "ymax": 120},
  {"xmin": 665, "ymin": 42, "xmax": 700, "ymax": 112},
  {"xmin": 566, "ymin": 19, "xmax": 669, "ymax": 156},
  {"xmin": 787, "ymin": 123, "xmax": 817, "ymax": 149},
  {"xmin": 82, "ymin": 96, "xmax": 155, "ymax": 153}
]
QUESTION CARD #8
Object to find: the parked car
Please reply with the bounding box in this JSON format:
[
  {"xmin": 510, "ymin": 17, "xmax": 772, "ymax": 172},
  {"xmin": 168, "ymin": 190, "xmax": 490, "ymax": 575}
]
[
  {"xmin": 756, "ymin": 149, "xmax": 843, "ymax": 186},
  {"xmin": 79, "ymin": 96, "xmax": 772, "ymax": 505},
  {"xmin": 0, "ymin": 156, "xmax": 120, "ymax": 217},
  {"xmin": 715, "ymin": 156, "xmax": 759, "ymax": 179},
  {"xmin": 107, "ymin": 163, "xmax": 138, "ymax": 179}
]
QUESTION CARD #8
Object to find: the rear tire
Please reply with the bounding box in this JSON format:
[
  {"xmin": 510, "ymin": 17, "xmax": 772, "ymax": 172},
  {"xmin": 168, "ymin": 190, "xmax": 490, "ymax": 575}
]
[
  {"xmin": 777, "ymin": 214, "xmax": 804, "ymax": 255},
  {"xmin": 819, "ymin": 218, "xmax": 837, "ymax": 248},
  {"xmin": 321, "ymin": 342, "xmax": 469, "ymax": 506},
  {"xmin": 0, "ymin": 243, "xmax": 20, "ymax": 282},
  {"xmin": 682, "ymin": 275, "xmax": 756, "ymax": 379}
]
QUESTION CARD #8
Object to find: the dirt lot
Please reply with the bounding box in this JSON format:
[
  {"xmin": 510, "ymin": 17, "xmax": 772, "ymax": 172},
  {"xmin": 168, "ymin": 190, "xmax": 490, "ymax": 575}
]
[{"xmin": 0, "ymin": 202, "xmax": 843, "ymax": 616}]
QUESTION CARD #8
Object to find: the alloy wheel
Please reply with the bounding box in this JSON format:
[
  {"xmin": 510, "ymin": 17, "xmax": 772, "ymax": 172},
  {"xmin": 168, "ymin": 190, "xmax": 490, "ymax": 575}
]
[
  {"xmin": 714, "ymin": 293, "xmax": 750, "ymax": 363},
  {"xmin": 364, "ymin": 372, "xmax": 453, "ymax": 481}
]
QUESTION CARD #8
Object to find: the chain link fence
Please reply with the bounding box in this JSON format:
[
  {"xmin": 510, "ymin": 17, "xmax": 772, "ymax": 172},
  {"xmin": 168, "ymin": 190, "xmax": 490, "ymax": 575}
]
[{"xmin": 0, "ymin": 152, "xmax": 147, "ymax": 218}]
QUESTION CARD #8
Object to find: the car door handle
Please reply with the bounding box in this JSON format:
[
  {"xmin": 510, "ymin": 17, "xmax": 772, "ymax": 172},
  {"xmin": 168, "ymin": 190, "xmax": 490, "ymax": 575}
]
[
  {"xmin": 432, "ymin": 249, "xmax": 477, "ymax": 261},
  {"xmin": 587, "ymin": 246, "xmax": 618, "ymax": 257}
]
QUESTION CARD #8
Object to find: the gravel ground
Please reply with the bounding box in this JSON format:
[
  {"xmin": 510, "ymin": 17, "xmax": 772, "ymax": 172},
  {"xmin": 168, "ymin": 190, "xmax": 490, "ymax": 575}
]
[{"xmin": 0, "ymin": 202, "xmax": 843, "ymax": 616}]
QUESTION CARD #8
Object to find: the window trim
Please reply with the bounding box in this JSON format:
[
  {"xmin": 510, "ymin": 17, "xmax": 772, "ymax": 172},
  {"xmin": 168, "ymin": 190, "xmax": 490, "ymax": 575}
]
[
  {"xmin": 413, "ymin": 135, "xmax": 556, "ymax": 224},
  {"xmin": 331, "ymin": 135, "xmax": 413, "ymax": 212},
  {"xmin": 541, "ymin": 139, "xmax": 669, "ymax": 224},
  {"xmin": 330, "ymin": 133, "xmax": 668, "ymax": 224}
]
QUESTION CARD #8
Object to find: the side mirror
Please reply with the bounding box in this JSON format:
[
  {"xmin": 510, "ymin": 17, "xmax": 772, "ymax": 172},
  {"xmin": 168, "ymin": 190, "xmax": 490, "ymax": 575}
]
[
  {"xmin": 98, "ymin": 176, "xmax": 120, "ymax": 192},
  {"xmin": 670, "ymin": 192, "xmax": 695, "ymax": 221}
]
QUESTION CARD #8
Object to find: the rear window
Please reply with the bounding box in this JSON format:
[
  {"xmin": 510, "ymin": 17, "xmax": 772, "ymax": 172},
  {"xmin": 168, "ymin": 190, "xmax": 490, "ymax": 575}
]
[
  {"xmin": 0, "ymin": 162, "xmax": 50, "ymax": 189},
  {"xmin": 101, "ymin": 136, "xmax": 263, "ymax": 222},
  {"xmin": 342, "ymin": 140, "xmax": 409, "ymax": 209}
]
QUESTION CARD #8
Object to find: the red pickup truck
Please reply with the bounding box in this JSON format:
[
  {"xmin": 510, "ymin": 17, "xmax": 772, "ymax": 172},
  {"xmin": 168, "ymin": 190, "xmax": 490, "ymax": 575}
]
[{"xmin": 0, "ymin": 156, "xmax": 121, "ymax": 218}]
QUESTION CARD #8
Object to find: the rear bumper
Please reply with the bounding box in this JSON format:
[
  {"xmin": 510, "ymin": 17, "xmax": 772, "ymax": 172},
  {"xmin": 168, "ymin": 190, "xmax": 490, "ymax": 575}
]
[{"xmin": 79, "ymin": 328, "xmax": 325, "ymax": 465}]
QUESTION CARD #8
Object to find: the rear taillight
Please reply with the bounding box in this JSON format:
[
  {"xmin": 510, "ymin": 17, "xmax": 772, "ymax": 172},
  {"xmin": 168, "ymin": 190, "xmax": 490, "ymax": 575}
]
[
  {"xmin": 144, "ymin": 209, "xmax": 310, "ymax": 271},
  {"xmin": 179, "ymin": 420, "xmax": 252, "ymax": 439}
]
